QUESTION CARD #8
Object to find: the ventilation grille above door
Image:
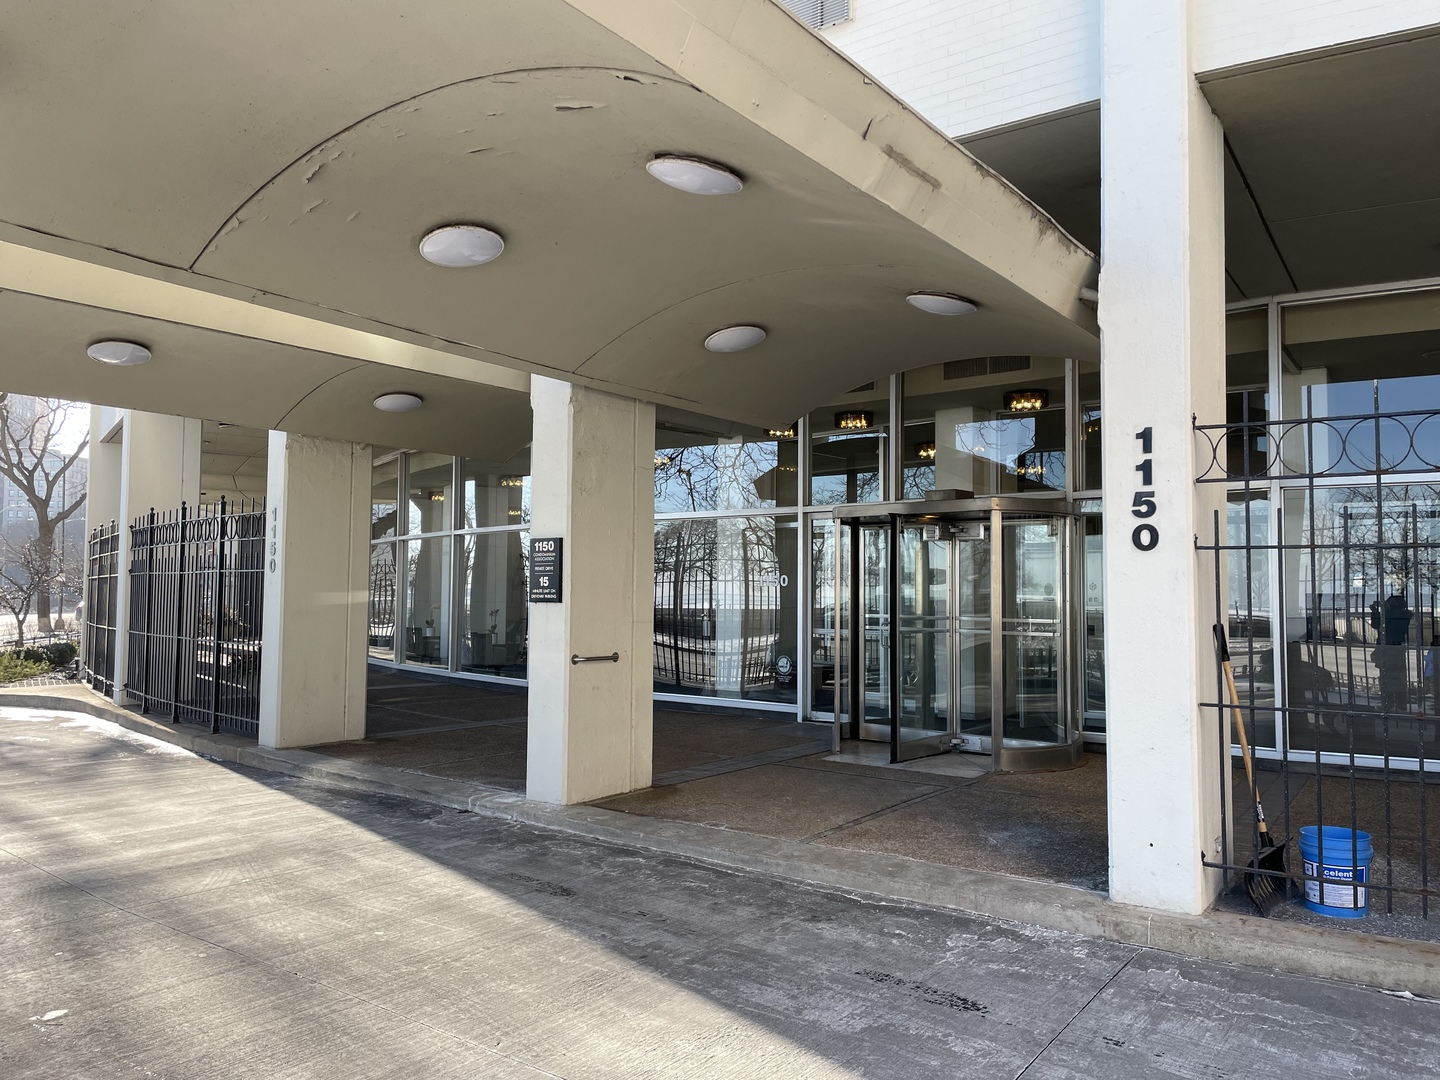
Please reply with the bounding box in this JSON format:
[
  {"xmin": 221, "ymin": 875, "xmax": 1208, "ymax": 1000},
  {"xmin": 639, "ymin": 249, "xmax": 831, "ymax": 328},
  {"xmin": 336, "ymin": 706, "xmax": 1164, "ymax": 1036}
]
[
  {"xmin": 943, "ymin": 356, "xmax": 1032, "ymax": 380},
  {"xmin": 778, "ymin": 0, "xmax": 851, "ymax": 30}
]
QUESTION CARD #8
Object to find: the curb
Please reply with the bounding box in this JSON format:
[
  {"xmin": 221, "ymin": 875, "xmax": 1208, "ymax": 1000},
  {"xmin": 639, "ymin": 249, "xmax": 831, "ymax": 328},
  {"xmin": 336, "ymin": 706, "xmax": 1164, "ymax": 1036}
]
[{"xmin": 5, "ymin": 686, "xmax": 1438, "ymax": 998}]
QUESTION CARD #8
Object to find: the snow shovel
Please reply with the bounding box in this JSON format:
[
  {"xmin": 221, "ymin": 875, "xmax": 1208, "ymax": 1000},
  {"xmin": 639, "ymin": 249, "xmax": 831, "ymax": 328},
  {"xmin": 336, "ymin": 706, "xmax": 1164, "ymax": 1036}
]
[{"xmin": 1214, "ymin": 624, "xmax": 1288, "ymax": 915}]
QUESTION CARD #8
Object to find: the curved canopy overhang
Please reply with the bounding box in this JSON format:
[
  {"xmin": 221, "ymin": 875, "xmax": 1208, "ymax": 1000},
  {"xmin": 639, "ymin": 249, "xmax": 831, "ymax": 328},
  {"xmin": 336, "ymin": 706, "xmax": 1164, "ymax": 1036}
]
[{"xmin": 0, "ymin": 0, "xmax": 1098, "ymax": 437}]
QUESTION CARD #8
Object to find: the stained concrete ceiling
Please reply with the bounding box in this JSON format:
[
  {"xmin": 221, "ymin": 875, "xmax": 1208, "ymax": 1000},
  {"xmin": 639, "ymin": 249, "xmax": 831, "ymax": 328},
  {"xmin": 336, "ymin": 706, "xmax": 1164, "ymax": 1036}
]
[
  {"xmin": 0, "ymin": 291, "xmax": 532, "ymax": 460},
  {"xmin": 0, "ymin": 0, "xmax": 1098, "ymax": 437},
  {"xmin": 959, "ymin": 27, "xmax": 1440, "ymax": 304}
]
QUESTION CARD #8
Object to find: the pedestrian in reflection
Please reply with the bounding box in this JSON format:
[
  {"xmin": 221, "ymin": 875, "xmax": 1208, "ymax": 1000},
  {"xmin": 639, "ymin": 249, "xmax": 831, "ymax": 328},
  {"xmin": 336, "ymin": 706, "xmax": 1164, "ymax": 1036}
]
[{"xmin": 1370, "ymin": 588, "xmax": 1413, "ymax": 711}]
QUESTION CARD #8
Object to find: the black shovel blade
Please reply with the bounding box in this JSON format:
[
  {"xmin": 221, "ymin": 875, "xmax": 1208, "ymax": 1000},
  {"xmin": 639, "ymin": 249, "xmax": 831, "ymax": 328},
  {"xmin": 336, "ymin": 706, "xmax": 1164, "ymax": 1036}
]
[{"xmin": 1245, "ymin": 842, "xmax": 1290, "ymax": 916}]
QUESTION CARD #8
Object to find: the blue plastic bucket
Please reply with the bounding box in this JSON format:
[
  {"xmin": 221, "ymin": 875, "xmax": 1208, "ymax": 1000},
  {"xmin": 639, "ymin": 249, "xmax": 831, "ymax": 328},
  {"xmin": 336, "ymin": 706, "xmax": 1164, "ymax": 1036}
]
[{"xmin": 1298, "ymin": 826, "xmax": 1373, "ymax": 918}]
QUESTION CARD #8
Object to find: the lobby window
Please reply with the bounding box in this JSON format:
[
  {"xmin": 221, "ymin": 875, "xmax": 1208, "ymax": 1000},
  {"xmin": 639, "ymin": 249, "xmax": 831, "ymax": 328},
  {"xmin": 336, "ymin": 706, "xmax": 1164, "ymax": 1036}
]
[
  {"xmin": 406, "ymin": 452, "xmax": 454, "ymax": 534},
  {"xmin": 653, "ymin": 515, "xmax": 799, "ymax": 705},
  {"xmin": 809, "ymin": 386, "xmax": 888, "ymax": 505},
  {"xmin": 458, "ymin": 530, "xmax": 528, "ymax": 677},
  {"xmin": 655, "ymin": 427, "xmax": 798, "ymax": 514},
  {"xmin": 372, "ymin": 457, "xmax": 398, "ymax": 540},
  {"xmin": 1280, "ymin": 288, "xmax": 1440, "ymax": 473},
  {"xmin": 462, "ymin": 449, "xmax": 530, "ymax": 528},
  {"xmin": 901, "ymin": 357, "xmax": 1066, "ymax": 497}
]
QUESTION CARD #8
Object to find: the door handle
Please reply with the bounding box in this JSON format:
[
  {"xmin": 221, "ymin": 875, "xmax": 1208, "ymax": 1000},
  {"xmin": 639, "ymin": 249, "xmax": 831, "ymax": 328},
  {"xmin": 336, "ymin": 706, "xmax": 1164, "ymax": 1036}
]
[{"xmin": 571, "ymin": 652, "xmax": 620, "ymax": 665}]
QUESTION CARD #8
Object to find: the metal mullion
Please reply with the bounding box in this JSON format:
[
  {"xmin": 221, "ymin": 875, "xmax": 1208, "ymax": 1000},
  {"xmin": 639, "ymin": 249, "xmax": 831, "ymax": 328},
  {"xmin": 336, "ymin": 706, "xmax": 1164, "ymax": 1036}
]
[
  {"xmin": 798, "ymin": 510, "xmax": 813, "ymax": 722},
  {"xmin": 887, "ymin": 373, "xmax": 903, "ymax": 503}
]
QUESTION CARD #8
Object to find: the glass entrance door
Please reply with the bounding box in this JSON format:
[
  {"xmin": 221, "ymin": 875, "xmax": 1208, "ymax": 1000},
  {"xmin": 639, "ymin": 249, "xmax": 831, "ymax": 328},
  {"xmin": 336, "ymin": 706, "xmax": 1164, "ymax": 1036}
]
[
  {"xmin": 1001, "ymin": 520, "xmax": 1067, "ymax": 748},
  {"xmin": 835, "ymin": 499, "xmax": 1082, "ymax": 770},
  {"xmin": 894, "ymin": 525, "xmax": 954, "ymax": 760}
]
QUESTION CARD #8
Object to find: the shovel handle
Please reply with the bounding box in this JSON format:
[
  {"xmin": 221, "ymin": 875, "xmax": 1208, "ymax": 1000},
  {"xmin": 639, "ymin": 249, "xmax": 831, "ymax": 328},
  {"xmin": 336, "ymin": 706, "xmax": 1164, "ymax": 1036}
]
[{"xmin": 1215, "ymin": 624, "xmax": 1268, "ymax": 832}]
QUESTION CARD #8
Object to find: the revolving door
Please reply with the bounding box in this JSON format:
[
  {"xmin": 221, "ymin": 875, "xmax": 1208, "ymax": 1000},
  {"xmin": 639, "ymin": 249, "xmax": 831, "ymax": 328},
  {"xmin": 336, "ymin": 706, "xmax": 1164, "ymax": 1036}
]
[{"xmin": 834, "ymin": 497, "xmax": 1084, "ymax": 771}]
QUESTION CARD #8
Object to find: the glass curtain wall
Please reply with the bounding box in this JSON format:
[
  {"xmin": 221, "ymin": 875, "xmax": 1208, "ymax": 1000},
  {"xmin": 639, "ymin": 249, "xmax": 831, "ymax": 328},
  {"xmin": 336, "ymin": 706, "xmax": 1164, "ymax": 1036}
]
[
  {"xmin": 365, "ymin": 354, "xmax": 1114, "ymax": 728},
  {"xmin": 1219, "ymin": 284, "xmax": 1440, "ymax": 764}
]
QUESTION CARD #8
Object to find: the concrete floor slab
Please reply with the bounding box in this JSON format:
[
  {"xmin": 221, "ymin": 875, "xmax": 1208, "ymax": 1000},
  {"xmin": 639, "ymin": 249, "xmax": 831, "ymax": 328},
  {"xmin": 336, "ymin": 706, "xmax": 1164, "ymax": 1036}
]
[{"xmin": 596, "ymin": 763, "xmax": 945, "ymax": 840}]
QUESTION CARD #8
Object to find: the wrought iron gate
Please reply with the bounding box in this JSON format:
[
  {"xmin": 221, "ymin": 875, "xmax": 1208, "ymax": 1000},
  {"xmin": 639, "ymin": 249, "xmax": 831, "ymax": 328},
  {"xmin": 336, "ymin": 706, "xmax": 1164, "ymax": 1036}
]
[
  {"xmin": 1197, "ymin": 398, "xmax": 1436, "ymax": 920},
  {"xmin": 125, "ymin": 500, "xmax": 265, "ymax": 738},
  {"xmin": 83, "ymin": 521, "xmax": 121, "ymax": 695}
]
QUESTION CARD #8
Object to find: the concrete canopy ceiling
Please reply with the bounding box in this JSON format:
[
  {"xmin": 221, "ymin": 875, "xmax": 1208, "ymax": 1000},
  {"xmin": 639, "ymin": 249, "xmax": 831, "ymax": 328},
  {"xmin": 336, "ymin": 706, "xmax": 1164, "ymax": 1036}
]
[
  {"xmin": 0, "ymin": 0, "xmax": 1097, "ymax": 433},
  {"xmin": 1202, "ymin": 27, "xmax": 1440, "ymax": 296},
  {"xmin": 0, "ymin": 291, "xmax": 531, "ymax": 461},
  {"xmin": 960, "ymin": 27, "xmax": 1440, "ymax": 304}
]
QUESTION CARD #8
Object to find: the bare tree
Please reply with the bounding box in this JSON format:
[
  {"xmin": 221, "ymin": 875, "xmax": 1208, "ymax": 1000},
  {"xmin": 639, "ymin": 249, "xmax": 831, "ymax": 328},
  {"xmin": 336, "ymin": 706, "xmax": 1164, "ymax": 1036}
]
[
  {"xmin": 0, "ymin": 535, "xmax": 65, "ymax": 648},
  {"xmin": 0, "ymin": 396, "xmax": 87, "ymax": 633}
]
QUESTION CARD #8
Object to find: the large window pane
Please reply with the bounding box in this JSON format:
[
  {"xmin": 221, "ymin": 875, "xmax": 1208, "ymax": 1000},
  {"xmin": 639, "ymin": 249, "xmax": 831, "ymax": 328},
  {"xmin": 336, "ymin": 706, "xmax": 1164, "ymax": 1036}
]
[
  {"xmin": 653, "ymin": 515, "xmax": 798, "ymax": 704},
  {"xmin": 403, "ymin": 536, "xmax": 451, "ymax": 667},
  {"xmin": 462, "ymin": 448, "xmax": 530, "ymax": 528},
  {"xmin": 457, "ymin": 531, "xmax": 528, "ymax": 676},
  {"xmin": 407, "ymin": 453, "xmax": 454, "ymax": 534},
  {"xmin": 372, "ymin": 458, "xmax": 398, "ymax": 540},
  {"xmin": 811, "ymin": 518, "xmax": 835, "ymax": 714},
  {"xmin": 1082, "ymin": 515, "xmax": 1105, "ymax": 731},
  {"xmin": 1227, "ymin": 492, "xmax": 1276, "ymax": 749},
  {"xmin": 1078, "ymin": 363, "xmax": 1101, "ymax": 493},
  {"xmin": 368, "ymin": 542, "xmax": 396, "ymax": 660},
  {"xmin": 1279, "ymin": 289, "xmax": 1440, "ymax": 474},
  {"xmin": 1281, "ymin": 484, "xmax": 1440, "ymax": 758},
  {"xmin": 810, "ymin": 389, "xmax": 888, "ymax": 504},
  {"xmin": 654, "ymin": 430, "xmax": 798, "ymax": 513},
  {"xmin": 901, "ymin": 358, "xmax": 1065, "ymax": 497}
]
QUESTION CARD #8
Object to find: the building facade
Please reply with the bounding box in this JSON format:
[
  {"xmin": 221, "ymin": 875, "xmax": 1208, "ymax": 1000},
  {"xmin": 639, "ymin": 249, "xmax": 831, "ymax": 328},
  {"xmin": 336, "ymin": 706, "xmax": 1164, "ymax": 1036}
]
[{"xmin": 28, "ymin": 0, "xmax": 1439, "ymax": 921}]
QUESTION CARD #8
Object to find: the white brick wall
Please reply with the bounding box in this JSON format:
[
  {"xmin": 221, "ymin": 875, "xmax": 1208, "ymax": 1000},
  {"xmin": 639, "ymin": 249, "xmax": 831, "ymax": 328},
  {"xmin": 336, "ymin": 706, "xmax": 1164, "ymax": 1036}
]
[
  {"xmin": 1195, "ymin": 1, "xmax": 1440, "ymax": 73},
  {"xmin": 821, "ymin": 0, "xmax": 1100, "ymax": 137},
  {"xmin": 819, "ymin": 0, "xmax": 1439, "ymax": 138}
]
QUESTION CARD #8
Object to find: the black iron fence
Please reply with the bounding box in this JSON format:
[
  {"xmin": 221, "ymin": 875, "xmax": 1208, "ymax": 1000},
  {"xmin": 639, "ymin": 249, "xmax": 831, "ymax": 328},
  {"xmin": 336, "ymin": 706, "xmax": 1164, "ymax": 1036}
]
[
  {"xmin": 1197, "ymin": 401, "xmax": 1436, "ymax": 920},
  {"xmin": 83, "ymin": 521, "xmax": 121, "ymax": 695},
  {"xmin": 125, "ymin": 500, "xmax": 266, "ymax": 738}
]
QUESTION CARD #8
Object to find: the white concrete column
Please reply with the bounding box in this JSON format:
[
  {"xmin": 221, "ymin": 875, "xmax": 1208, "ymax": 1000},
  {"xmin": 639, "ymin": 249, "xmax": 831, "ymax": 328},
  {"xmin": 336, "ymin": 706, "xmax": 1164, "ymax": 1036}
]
[
  {"xmin": 527, "ymin": 377, "xmax": 654, "ymax": 804},
  {"xmin": 1100, "ymin": 0, "xmax": 1229, "ymax": 914},
  {"xmin": 111, "ymin": 410, "xmax": 202, "ymax": 705},
  {"xmin": 258, "ymin": 432, "xmax": 370, "ymax": 749}
]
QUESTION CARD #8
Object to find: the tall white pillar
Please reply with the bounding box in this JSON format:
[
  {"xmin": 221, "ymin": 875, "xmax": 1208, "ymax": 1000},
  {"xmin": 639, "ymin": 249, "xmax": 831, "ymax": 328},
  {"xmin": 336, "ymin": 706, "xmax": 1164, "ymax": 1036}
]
[
  {"xmin": 527, "ymin": 377, "xmax": 654, "ymax": 804},
  {"xmin": 1100, "ymin": 0, "xmax": 1229, "ymax": 914},
  {"xmin": 111, "ymin": 410, "xmax": 202, "ymax": 705},
  {"xmin": 258, "ymin": 432, "xmax": 370, "ymax": 749}
]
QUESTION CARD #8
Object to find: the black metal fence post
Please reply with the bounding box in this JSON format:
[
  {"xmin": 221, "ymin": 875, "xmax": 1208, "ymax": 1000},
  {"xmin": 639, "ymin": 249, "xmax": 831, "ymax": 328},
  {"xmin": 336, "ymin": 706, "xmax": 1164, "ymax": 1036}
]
[{"xmin": 210, "ymin": 497, "xmax": 227, "ymax": 734}]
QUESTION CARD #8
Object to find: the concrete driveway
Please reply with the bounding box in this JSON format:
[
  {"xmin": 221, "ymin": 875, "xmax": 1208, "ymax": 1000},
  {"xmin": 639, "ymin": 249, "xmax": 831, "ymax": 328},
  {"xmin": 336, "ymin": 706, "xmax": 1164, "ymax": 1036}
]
[{"xmin": 2, "ymin": 707, "xmax": 1436, "ymax": 1079}]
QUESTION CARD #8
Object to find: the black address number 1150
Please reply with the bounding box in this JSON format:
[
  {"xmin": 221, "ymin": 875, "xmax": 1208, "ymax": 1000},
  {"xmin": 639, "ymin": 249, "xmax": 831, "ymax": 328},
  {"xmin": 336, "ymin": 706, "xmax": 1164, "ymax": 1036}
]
[{"xmin": 1132, "ymin": 427, "xmax": 1159, "ymax": 552}]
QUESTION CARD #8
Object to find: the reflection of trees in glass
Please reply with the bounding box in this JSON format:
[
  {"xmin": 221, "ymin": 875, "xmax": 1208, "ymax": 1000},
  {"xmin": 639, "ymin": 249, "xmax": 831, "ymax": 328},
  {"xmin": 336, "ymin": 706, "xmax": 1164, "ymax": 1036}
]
[
  {"xmin": 654, "ymin": 441, "xmax": 786, "ymax": 512},
  {"xmin": 653, "ymin": 516, "xmax": 783, "ymax": 692},
  {"xmin": 903, "ymin": 465, "xmax": 935, "ymax": 500}
]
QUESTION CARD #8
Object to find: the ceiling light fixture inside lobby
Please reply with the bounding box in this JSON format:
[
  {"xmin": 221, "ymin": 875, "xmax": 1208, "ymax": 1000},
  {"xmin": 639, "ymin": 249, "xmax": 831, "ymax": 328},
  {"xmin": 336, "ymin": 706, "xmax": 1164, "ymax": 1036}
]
[
  {"xmin": 87, "ymin": 340, "xmax": 151, "ymax": 366},
  {"xmin": 1004, "ymin": 389, "xmax": 1049, "ymax": 412},
  {"xmin": 418, "ymin": 225, "xmax": 505, "ymax": 267},
  {"xmin": 646, "ymin": 156, "xmax": 744, "ymax": 195},
  {"xmin": 906, "ymin": 292, "xmax": 978, "ymax": 316},
  {"xmin": 373, "ymin": 393, "xmax": 424, "ymax": 413},
  {"xmin": 835, "ymin": 411, "xmax": 873, "ymax": 431},
  {"xmin": 704, "ymin": 325, "xmax": 766, "ymax": 352}
]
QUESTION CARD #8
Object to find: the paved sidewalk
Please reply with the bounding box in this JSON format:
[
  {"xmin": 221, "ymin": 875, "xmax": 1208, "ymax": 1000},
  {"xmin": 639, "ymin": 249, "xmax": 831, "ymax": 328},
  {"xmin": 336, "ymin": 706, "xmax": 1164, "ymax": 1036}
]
[{"xmin": 4, "ymin": 708, "xmax": 1440, "ymax": 1079}]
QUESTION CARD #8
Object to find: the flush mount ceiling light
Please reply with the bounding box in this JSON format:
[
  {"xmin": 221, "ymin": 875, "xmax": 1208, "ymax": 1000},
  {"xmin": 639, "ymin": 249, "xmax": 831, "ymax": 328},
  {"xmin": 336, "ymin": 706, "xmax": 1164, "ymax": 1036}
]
[
  {"xmin": 1004, "ymin": 389, "xmax": 1049, "ymax": 412},
  {"xmin": 916, "ymin": 441, "xmax": 937, "ymax": 461},
  {"xmin": 418, "ymin": 224, "xmax": 505, "ymax": 267},
  {"xmin": 835, "ymin": 411, "xmax": 874, "ymax": 431},
  {"xmin": 373, "ymin": 392, "xmax": 424, "ymax": 413},
  {"xmin": 87, "ymin": 340, "xmax": 151, "ymax": 366},
  {"xmin": 646, "ymin": 155, "xmax": 743, "ymax": 195},
  {"xmin": 766, "ymin": 425, "xmax": 796, "ymax": 439},
  {"xmin": 704, "ymin": 325, "xmax": 766, "ymax": 353},
  {"xmin": 905, "ymin": 292, "xmax": 978, "ymax": 316}
]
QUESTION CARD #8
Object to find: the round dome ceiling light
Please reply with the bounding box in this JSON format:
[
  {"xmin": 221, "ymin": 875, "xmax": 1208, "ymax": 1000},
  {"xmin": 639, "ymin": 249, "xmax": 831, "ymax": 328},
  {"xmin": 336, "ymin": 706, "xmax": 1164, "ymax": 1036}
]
[
  {"xmin": 703, "ymin": 325, "xmax": 767, "ymax": 353},
  {"xmin": 418, "ymin": 225, "xmax": 505, "ymax": 267},
  {"xmin": 87, "ymin": 340, "xmax": 151, "ymax": 366},
  {"xmin": 373, "ymin": 393, "xmax": 424, "ymax": 413},
  {"xmin": 646, "ymin": 156, "xmax": 744, "ymax": 195},
  {"xmin": 906, "ymin": 292, "xmax": 978, "ymax": 316}
]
